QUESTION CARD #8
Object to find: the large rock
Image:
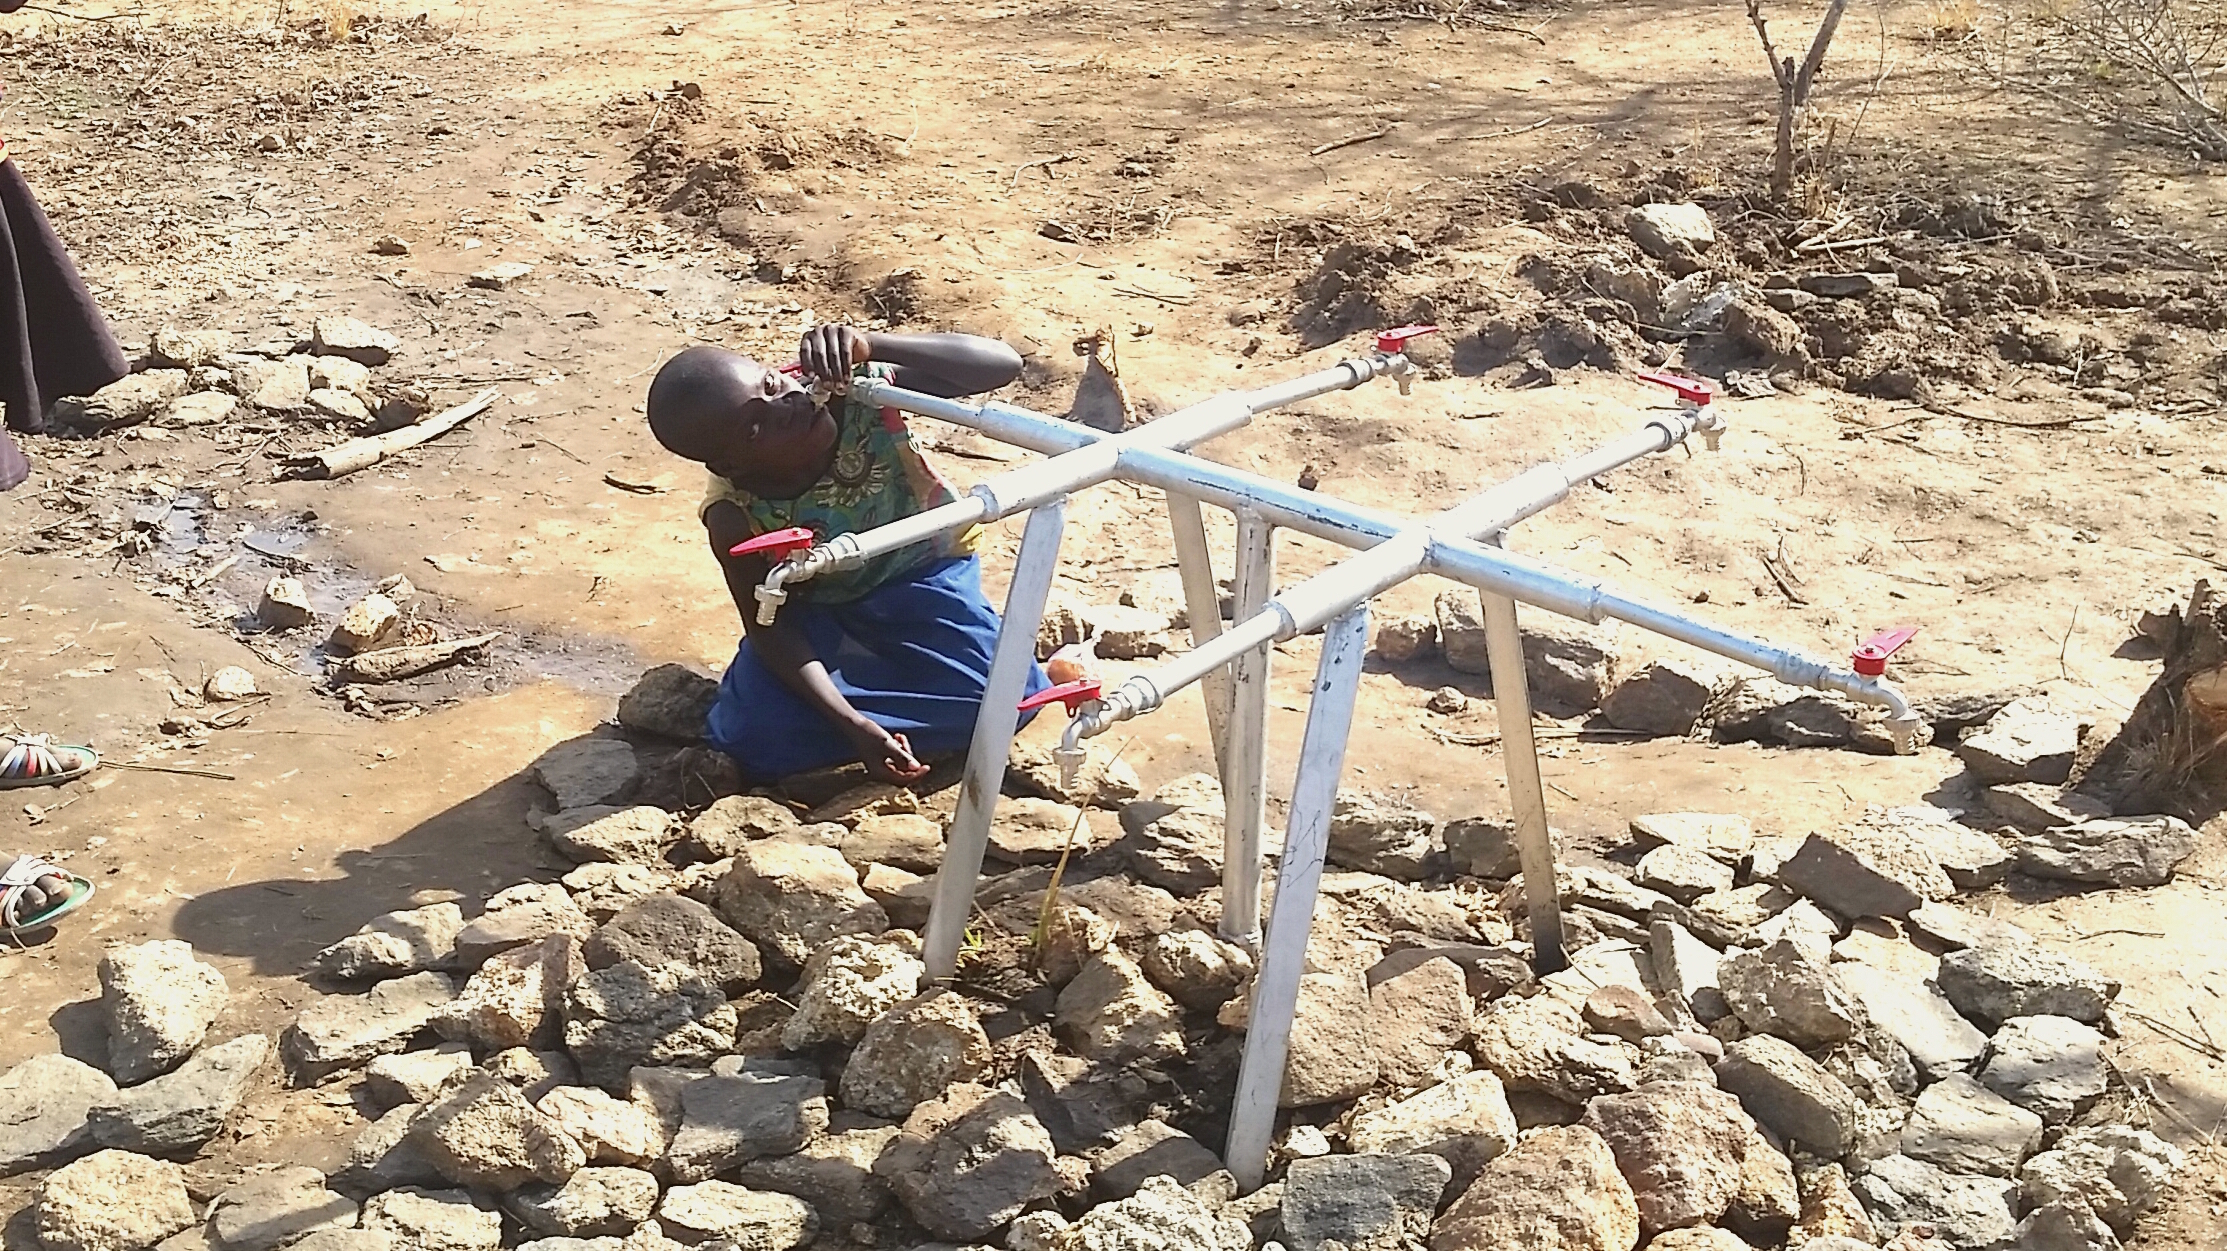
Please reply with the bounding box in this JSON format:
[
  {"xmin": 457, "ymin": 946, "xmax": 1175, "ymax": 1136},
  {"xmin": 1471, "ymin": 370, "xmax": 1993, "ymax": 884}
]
[
  {"xmin": 546, "ymin": 807, "xmax": 680, "ymax": 867},
  {"xmin": 1329, "ymin": 791, "xmax": 1437, "ymax": 879},
  {"xmin": 313, "ymin": 904, "xmax": 464, "ymax": 981},
  {"xmin": 664, "ymin": 1072, "xmax": 827, "ymax": 1183},
  {"xmin": 1790, "ymin": 1163, "xmax": 1875, "ymax": 1246},
  {"xmin": 781, "ymin": 936, "xmax": 924, "ymax": 1050},
  {"xmin": 453, "ymin": 885, "xmax": 595, "ymax": 970},
  {"xmin": 1831, "ymin": 960, "xmax": 1985, "ymax": 1082},
  {"xmin": 207, "ymin": 1167, "xmax": 358, "ymax": 1251},
  {"xmin": 1348, "ymin": 1070, "xmax": 1518, "ymax": 1192},
  {"xmin": 1472, "ymin": 993, "xmax": 1634, "ymax": 1106},
  {"xmin": 534, "ymin": 739, "xmax": 643, "ymax": 810},
  {"xmin": 1055, "ymin": 949, "xmax": 1185, "ymax": 1065},
  {"xmin": 1714, "ymin": 1036, "xmax": 1858, "ymax": 1159},
  {"xmin": 1937, "ymin": 941, "xmax": 2117, "ymax": 1027},
  {"xmin": 655, "ymin": 1181, "xmax": 815, "ymax": 1249},
  {"xmin": 1581, "ymin": 1083, "xmax": 1755, "ymax": 1235},
  {"xmin": 365, "ymin": 1045, "xmax": 475, "ymax": 1112},
  {"xmin": 1957, "ymin": 697, "xmax": 2079, "ymax": 784},
  {"xmin": 1902, "ymin": 1074, "xmax": 2043, "ymax": 1178},
  {"xmin": 1774, "ymin": 828, "xmax": 1952, "ymax": 920},
  {"xmin": 283, "ymin": 971, "xmax": 456, "ymax": 1082},
  {"xmin": 875, "ymin": 1089, "xmax": 1064, "ymax": 1242},
  {"xmin": 0, "ymin": 1053, "xmax": 118, "ymax": 1175},
  {"xmin": 1602, "ymin": 659, "xmax": 1733, "ymax": 737},
  {"xmin": 61, "ymin": 369, "xmax": 190, "ymax": 427},
  {"xmin": 100, "ymin": 940, "xmax": 229, "ymax": 1085},
  {"xmin": 840, "ymin": 814, "xmax": 945, "ymax": 875},
  {"xmin": 616, "ymin": 665, "xmax": 718, "ymax": 740},
  {"xmin": 435, "ymin": 935, "xmax": 582, "ymax": 1050},
  {"xmin": 88, "ymin": 1034, "xmax": 269, "ymax": 1155},
  {"xmin": 334, "ymin": 1103, "xmax": 447, "ymax": 1194},
  {"xmin": 2019, "ymin": 1125, "xmax": 2181, "ymax": 1236},
  {"xmin": 1849, "ymin": 1154, "xmax": 2018, "ymax": 1250},
  {"xmin": 507, "ymin": 1167, "xmax": 660, "ymax": 1239},
  {"xmin": 731, "ymin": 1125, "xmax": 899, "ymax": 1225},
  {"xmin": 1636, "ymin": 845, "xmax": 1734, "ymax": 903},
  {"xmin": 1007, "ymin": 739, "xmax": 1143, "ymax": 808},
  {"xmin": 1033, "ymin": 901, "xmax": 1118, "ymax": 985},
  {"xmin": 2011, "ymin": 1202, "xmax": 2123, "ymax": 1251},
  {"xmin": 312, "ymin": 316, "xmax": 401, "ymax": 365},
  {"xmin": 408, "ymin": 1070, "xmax": 588, "ymax": 1192},
  {"xmin": 36, "ymin": 1151, "xmax": 195, "ymax": 1251},
  {"xmin": 1089, "ymin": 1120, "xmax": 1223, "ymax": 1200},
  {"xmin": 1282, "ymin": 1153, "xmax": 1453, "ymax": 1251},
  {"xmin": 1443, "ymin": 816, "xmax": 1534, "ymax": 880},
  {"xmin": 563, "ymin": 960, "xmax": 736, "ymax": 1089},
  {"xmin": 686, "ymin": 795, "xmax": 799, "ymax": 859},
  {"xmin": 713, "ymin": 841, "xmax": 887, "ymax": 966},
  {"xmin": 1042, "ymin": 1175, "xmax": 1250, "ymax": 1251},
  {"xmin": 1629, "ymin": 202, "xmax": 1716, "ymax": 259},
  {"xmin": 1139, "ymin": 928, "xmax": 1252, "ymax": 1009},
  {"xmin": 1718, "ymin": 937, "xmax": 1858, "ymax": 1047},
  {"xmin": 583, "ymin": 896, "xmax": 760, "ymax": 994},
  {"xmin": 1723, "ymin": 1128, "xmax": 1799, "ymax": 1244},
  {"xmin": 1430, "ymin": 1124, "xmax": 1640, "ymax": 1251},
  {"xmin": 534, "ymin": 1086, "xmax": 669, "ymax": 1166},
  {"xmin": 840, "ymin": 991, "xmax": 991, "ymax": 1118},
  {"xmin": 1979, "ymin": 1014, "xmax": 2109, "ymax": 1126},
  {"xmin": 985, "ymin": 796, "xmax": 1094, "ymax": 865},
  {"xmin": 1129, "ymin": 805, "xmax": 1225, "ymax": 892},
  {"xmin": 1282, "ymin": 971, "xmax": 1380, "ymax": 1107},
  {"xmin": 1369, "ymin": 955, "xmax": 1474, "ymax": 1088},
  {"xmin": 2015, "ymin": 816, "xmax": 2198, "ymax": 888},
  {"xmin": 359, "ymin": 1188, "xmax": 501, "ymax": 1251},
  {"xmin": 1649, "ymin": 920, "xmax": 1726, "ymax": 1023}
]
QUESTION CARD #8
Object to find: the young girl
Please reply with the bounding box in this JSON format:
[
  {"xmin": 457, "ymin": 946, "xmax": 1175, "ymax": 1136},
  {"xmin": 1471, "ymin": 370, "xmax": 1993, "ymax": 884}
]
[{"xmin": 647, "ymin": 324, "xmax": 1049, "ymax": 783}]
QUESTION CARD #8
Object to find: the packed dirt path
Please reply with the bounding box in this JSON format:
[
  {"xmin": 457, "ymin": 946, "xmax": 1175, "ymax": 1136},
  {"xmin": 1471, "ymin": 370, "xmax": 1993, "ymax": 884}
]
[{"xmin": 4, "ymin": 0, "xmax": 2227, "ymax": 1242}]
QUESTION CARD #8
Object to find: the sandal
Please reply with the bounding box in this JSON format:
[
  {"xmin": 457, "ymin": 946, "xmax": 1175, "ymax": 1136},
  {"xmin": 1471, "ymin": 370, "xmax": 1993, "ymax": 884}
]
[
  {"xmin": 1, "ymin": 854, "xmax": 94, "ymax": 940},
  {"xmin": 0, "ymin": 733, "xmax": 98, "ymax": 789}
]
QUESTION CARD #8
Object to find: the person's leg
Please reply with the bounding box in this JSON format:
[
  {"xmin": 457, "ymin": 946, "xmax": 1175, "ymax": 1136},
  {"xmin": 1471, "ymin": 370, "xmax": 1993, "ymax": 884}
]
[
  {"xmin": 0, "ymin": 159, "xmax": 127, "ymax": 434},
  {"xmin": 702, "ymin": 629, "xmax": 864, "ymax": 780}
]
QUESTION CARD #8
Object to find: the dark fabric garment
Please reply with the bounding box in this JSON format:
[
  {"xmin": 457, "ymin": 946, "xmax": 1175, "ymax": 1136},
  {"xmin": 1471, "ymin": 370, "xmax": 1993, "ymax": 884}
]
[
  {"xmin": 0, "ymin": 157, "xmax": 126, "ymax": 447},
  {"xmin": 0, "ymin": 424, "xmax": 22, "ymax": 491}
]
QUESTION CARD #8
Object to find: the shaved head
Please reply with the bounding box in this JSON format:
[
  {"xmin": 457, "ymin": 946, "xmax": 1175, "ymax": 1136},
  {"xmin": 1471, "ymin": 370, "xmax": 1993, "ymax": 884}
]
[{"xmin": 646, "ymin": 345, "xmax": 835, "ymax": 496}]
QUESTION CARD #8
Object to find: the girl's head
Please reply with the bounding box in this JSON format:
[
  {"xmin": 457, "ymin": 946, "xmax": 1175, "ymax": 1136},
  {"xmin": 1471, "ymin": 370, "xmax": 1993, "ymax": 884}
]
[{"xmin": 647, "ymin": 346, "xmax": 837, "ymax": 493}]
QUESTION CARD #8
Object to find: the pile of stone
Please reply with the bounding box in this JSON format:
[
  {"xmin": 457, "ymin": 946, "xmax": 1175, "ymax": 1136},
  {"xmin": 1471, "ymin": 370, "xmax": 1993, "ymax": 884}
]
[
  {"xmin": 50, "ymin": 317, "xmax": 420, "ymax": 432},
  {"xmin": 3, "ymin": 665, "xmax": 2197, "ymax": 1251}
]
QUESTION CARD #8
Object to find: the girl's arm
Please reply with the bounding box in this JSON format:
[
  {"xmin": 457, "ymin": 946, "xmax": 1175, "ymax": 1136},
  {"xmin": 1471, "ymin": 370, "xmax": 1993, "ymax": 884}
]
[{"xmin": 798, "ymin": 324, "xmax": 1022, "ymax": 398}]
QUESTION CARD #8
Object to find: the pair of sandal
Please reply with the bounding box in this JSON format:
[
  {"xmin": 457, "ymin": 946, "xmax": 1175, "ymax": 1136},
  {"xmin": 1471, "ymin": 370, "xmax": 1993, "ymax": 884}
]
[{"xmin": 2, "ymin": 732, "xmax": 99, "ymax": 939}]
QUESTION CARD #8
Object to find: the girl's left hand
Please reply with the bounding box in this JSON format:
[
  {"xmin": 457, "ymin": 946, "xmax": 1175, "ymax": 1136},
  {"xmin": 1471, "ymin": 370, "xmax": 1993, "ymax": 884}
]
[{"xmin": 799, "ymin": 324, "xmax": 871, "ymax": 383}]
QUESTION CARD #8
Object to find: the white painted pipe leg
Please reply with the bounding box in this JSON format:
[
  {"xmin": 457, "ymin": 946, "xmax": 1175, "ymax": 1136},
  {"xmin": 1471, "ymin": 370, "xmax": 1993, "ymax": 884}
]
[
  {"xmin": 1221, "ymin": 508, "xmax": 1277, "ymax": 950},
  {"xmin": 921, "ymin": 498, "xmax": 1070, "ymax": 981},
  {"xmin": 1480, "ymin": 586, "xmax": 1568, "ymax": 976},
  {"xmin": 1166, "ymin": 491, "xmax": 1233, "ymax": 772},
  {"xmin": 1224, "ymin": 605, "xmax": 1371, "ymax": 1192}
]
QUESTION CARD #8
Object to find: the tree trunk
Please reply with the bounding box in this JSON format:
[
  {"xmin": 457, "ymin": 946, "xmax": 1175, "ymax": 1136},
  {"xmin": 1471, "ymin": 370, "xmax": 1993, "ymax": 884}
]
[{"xmin": 2072, "ymin": 579, "xmax": 2227, "ymax": 822}]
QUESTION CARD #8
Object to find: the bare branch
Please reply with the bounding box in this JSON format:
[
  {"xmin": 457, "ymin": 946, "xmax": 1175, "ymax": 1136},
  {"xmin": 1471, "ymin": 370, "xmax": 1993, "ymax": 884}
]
[
  {"xmin": 1747, "ymin": 0, "xmax": 1793, "ymax": 93},
  {"xmin": 1792, "ymin": 0, "xmax": 1852, "ymax": 104}
]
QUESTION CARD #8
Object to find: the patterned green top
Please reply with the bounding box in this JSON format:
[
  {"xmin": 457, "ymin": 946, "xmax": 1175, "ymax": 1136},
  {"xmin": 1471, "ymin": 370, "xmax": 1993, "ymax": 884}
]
[{"xmin": 700, "ymin": 362, "xmax": 981, "ymax": 603}]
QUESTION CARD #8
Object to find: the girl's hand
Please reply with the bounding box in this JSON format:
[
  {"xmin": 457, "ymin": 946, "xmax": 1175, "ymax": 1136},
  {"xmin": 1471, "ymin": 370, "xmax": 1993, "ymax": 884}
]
[
  {"xmin": 799, "ymin": 324, "xmax": 872, "ymax": 384},
  {"xmin": 847, "ymin": 722, "xmax": 930, "ymax": 784}
]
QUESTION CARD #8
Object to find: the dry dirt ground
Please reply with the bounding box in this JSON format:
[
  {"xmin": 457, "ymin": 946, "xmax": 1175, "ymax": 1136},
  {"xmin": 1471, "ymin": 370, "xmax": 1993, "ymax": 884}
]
[{"xmin": 4, "ymin": 0, "xmax": 2227, "ymax": 1242}]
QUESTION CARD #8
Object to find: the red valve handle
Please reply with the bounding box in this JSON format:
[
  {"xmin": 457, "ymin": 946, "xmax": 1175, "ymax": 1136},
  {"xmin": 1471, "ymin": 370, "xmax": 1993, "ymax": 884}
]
[
  {"xmin": 1019, "ymin": 679, "xmax": 1103, "ymax": 714},
  {"xmin": 1638, "ymin": 371, "xmax": 1714, "ymax": 406},
  {"xmin": 729, "ymin": 526, "xmax": 817, "ymax": 559},
  {"xmin": 1852, "ymin": 626, "xmax": 1918, "ymax": 676},
  {"xmin": 1375, "ymin": 324, "xmax": 1440, "ymax": 354}
]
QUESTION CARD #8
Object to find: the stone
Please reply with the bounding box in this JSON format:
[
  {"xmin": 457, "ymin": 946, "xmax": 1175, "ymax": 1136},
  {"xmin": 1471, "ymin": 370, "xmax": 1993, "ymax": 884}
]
[
  {"xmin": 453, "ymin": 889, "xmax": 595, "ymax": 970},
  {"xmin": 313, "ymin": 904, "xmax": 463, "ymax": 981},
  {"xmin": 1637, "ymin": 845, "xmax": 1735, "ymax": 903},
  {"xmin": 876, "ymin": 1090, "xmax": 1064, "ymax": 1241},
  {"xmin": 1089, "ymin": 1120, "xmax": 1224, "ymax": 1200},
  {"xmin": 1980, "ymin": 783, "xmax": 2111, "ymax": 832},
  {"xmin": 1369, "ymin": 956, "xmax": 1474, "ymax": 1088},
  {"xmin": 534, "ymin": 739, "xmax": 642, "ymax": 811},
  {"xmin": 2019, "ymin": 1125, "xmax": 2181, "ymax": 1236},
  {"xmin": 1472, "ymin": 993, "xmax": 1634, "ymax": 1106},
  {"xmin": 66, "ymin": 369, "xmax": 190, "ymax": 427},
  {"xmin": 1042, "ymin": 1176, "xmax": 1250, "ymax": 1251},
  {"xmin": 365, "ymin": 1044, "xmax": 475, "ymax": 1111},
  {"xmin": 1714, "ymin": 1036, "xmax": 1858, "ymax": 1159},
  {"xmin": 1433, "ymin": 590, "xmax": 1490, "ymax": 674},
  {"xmin": 239, "ymin": 357, "xmax": 313, "ymax": 411},
  {"xmin": 1016, "ymin": 1052, "xmax": 1139, "ymax": 1156},
  {"xmin": 334, "ymin": 1102, "xmax": 445, "ymax": 1193},
  {"xmin": 1329, "ymin": 791, "xmax": 1437, "ymax": 879},
  {"xmin": 1274, "ymin": 971, "xmax": 1378, "ymax": 1106},
  {"xmin": 1584, "ymin": 985, "xmax": 1673, "ymax": 1043},
  {"xmin": 616, "ymin": 665, "xmax": 718, "ymax": 740},
  {"xmin": 1282, "ymin": 1153, "xmax": 1452, "ymax": 1251},
  {"xmin": 1856, "ymin": 808, "xmax": 2014, "ymax": 892},
  {"xmin": 1377, "ymin": 614, "xmax": 1439, "ymax": 662},
  {"xmin": 152, "ymin": 326, "xmax": 231, "ymax": 369},
  {"xmin": 730, "ymin": 1125, "xmax": 899, "ymax": 1224},
  {"xmin": 534, "ymin": 1086, "xmax": 669, "ymax": 1166},
  {"xmin": 360, "ymin": 1188, "xmax": 501, "ymax": 1251},
  {"xmin": 470, "ymin": 261, "xmax": 535, "ymax": 290},
  {"xmin": 308, "ymin": 388, "xmax": 372, "ymax": 422},
  {"xmin": 1443, "ymin": 817, "xmax": 1538, "ymax": 880},
  {"xmin": 1979, "ymin": 1014, "xmax": 2108, "ymax": 1125},
  {"xmin": 1582, "ymin": 1083, "xmax": 1755, "ymax": 1235},
  {"xmin": 1906, "ymin": 903, "xmax": 2030, "ymax": 953},
  {"xmin": 1083, "ymin": 603, "xmax": 1170, "ymax": 659},
  {"xmin": 508, "ymin": 1167, "xmax": 659, "ymax": 1239},
  {"xmin": 1848, "ymin": 1154, "xmax": 2017, "ymax": 1250},
  {"xmin": 563, "ymin": 960, "xmax": 736, "ymax": 1090},
  {"xmin": 841, "ymin": 991, "xmax": 992, "ymax": 1118},
  {"xmin": 206, "ymin": 1167, "xmax": 357, "ymax": 1251},
  {"xmin": 1902, "ymin": 1074, "xmax": 2043, "ymax": 1178},
  {"xmin": 1957, "ymin": 698, "xmax": 2079, "ymax": 784},
  {"xmin": 1006, "ymin": 740, "xmax": 1143, "ymax": 808},
  {"xmin": 2015, "ymin": 816, "xmax": 2198, "ymax": 888},
  {"xmin": 1718, "ymin": 938, "xmax": 1858, "ymax": 1047},
  {"xmin": 654, "ymin": 1182, "xmax": 815, "ymax": 1249},
  {"xmin": 1686, "ymin": 883, "xmax": 1795, "ymax": 936},
  {"xmin": 714, "ymin": 840, "xmax": 887, "ymax": 966},
  {"xmin": 1752, "ymin": 900, "xmax": 1838, "ymax": 962},
  {"xmin": 1430, "ymin": 1124, "xmax": 1640, "ymax": 1251},
  {"xmin": 1642, "ymin": 1232, "xmax": 1750, "ymax": 1251},
  {"xmin": 1800, "ymin": 271, "xmax": 1898, "ymax": 298},
  {"xmin": 162, "ymin": 391, "xmax": 239, "ymax": 427},
  {"xmin": 100, "ymin": 940, "xmax": 229, "ymax": 1085},
  {"xmin": 1603, "ymin": 660, "xmax": 1735, "ymax": 738},
  {"xmin": 1830, "ymin": 962, "xmax": 1985, "ymax": 1082},
  {"xmin": 1348, "ymin": 1069, "xmax": 1518, "ymax": 1192},
  {"xmin": 1129, "ymin": 805, "xmax": 1224, "ymax": 892},
  {"xmin": 1791, "ymin": 1163, "xmax": 1875, "ymax": 1246},
  {"xmin": 1629, "ymin": 203, "xmax": 1717, "ymax": 260},
  {"xmin": 986, "ymin": 798, "xmax": 1093, "ymax": 865},
  {"xmin": 1938, "ymin": 942, "xmax": 2115, "ymax": 1027},
  {"xmin": 861, "ymin": 863, "xmax": 933, "ymax": 929},
  {"xmin": 87, "ymin": 1033, "xmax": 268, "ymax": 1155},
  {"xmin": 408, "ymin": 1070, "xmax": 588, "ymax": 1191},
  {"xmin": 313, "ymin": 316, "xmax": 401, "ymax": 365},
  {"xmin": 783, "ymin": 936, "xmax": 924, "ymax": 1049},
  {"xmin": 284, "ymin": 971, "xmax": 456, "ymax": 1081},
  {"xmin": 1632, "ymin": 813, "xmax": 1753, "ymax": 864},
  {"xmin": 2011, "ymin": 1203, "xmax": 2122, "ymax": 1251},
  {"xmin": 1775, "ymin": 827, "xmax": 1954, "ymax": 920},
  {"xmin": 284, "ymin": 1236, "xmax": 393, "ymax": 1251},
  {"xmin": 35, "ymin": 1151, "xmax": 196, "ymax": 1251},
  {"xmin": 0, "ymin": 1053, "xmax": 118, "ymax": 1176},
  {"xmin": 546, "ymin": 806, "xmax": 678, "ymax": 867},
  {"xmin": 257, "ymin": 576, "xmax": 317, "ymax": 630},
  {"xmin": 307, "ymin": 356, "xmax": 373, "ymax": 398},
  {"xmin": 485, "ymin": 1047, "xmax": 578, "ymax": 1100},
  {"xmin": 686, "ymin": 795, "xmax": 799, "ymax": 859},
  {"xmin": 584, "ymin": 896, "xmax": 759, "ymax": 993},
  {"xmin": 434, "ymin": 935, "xmax": 581, "ymax": 1050},
  {"xmin": 1022, "ymin": 901, "xmax": 1110, "ymax": 985},
  {"xmin": 561, "ymin": 863, "xmax": 675, "ymax": 922},
  {"xmin": 1650, "ymin": 920, "xmax": 1727, "ymax": 1023},
  {"xmin": 1055, "ymin": 949, "xmax": 1186, "ymax": 1064},
  {"xmin": 665, "ymin": 1072, "xmax": 828, "ymax": 1183},
  {"xmin": 838, "ymin": 813, "xmax": 943, "ymax": 874},
  {"xmin": 1723, "ymin": 1129, "xmax": 1799, "ymax": 1244}
]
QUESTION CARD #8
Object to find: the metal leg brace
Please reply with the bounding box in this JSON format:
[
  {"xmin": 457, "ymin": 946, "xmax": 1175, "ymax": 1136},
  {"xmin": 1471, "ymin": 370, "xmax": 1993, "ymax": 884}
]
[
  {"xmin": 1480, "ymin": 584, "xmax": 1568, "ymax": 976},
  {"xmin": 1220, "ymin": 508, "xmax": 1277, "ymax": 950}
]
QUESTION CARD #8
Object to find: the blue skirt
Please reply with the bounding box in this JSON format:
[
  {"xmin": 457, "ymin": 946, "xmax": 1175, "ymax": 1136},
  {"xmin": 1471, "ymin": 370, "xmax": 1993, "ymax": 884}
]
[{"xmin": 705, "ymin": 555, "xmax": 1051, "ymax": 779}]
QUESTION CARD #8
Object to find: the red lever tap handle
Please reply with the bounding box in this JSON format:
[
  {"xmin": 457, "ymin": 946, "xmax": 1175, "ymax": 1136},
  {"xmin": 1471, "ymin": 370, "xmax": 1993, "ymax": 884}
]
[
  {"xmin": 1852, "ymin": 626, "xmax": 1918, "ymax": 676},
  {"xmin": 1637, "ymin": 371, "xmax": 1714, "ymax": 406},
  {"xmin": 1375, "ymin": 324, "xmax": 1440, "ymax": 354},
  {"xmin": 729, "ymin": 526, "xmax": 817, "ymax": 560},
  {"xmin": 1019, "ymin": 679, "xmax": 1104, "ymax": 714}
]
